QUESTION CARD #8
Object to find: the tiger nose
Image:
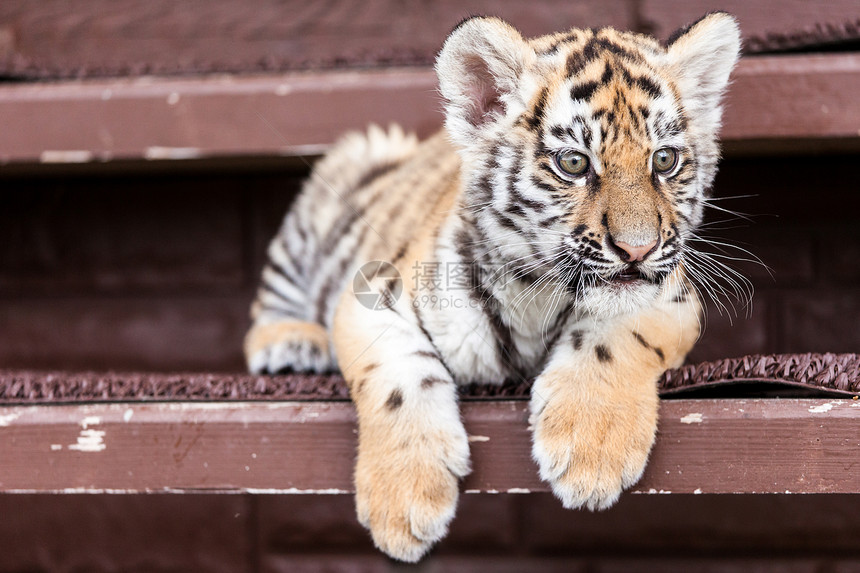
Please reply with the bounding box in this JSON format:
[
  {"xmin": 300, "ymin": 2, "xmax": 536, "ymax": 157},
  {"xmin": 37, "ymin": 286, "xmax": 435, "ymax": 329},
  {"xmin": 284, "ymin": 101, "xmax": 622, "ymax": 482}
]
[{"xmin": 608, "ymin": 236, "xmax": 659, "ymax": 262}]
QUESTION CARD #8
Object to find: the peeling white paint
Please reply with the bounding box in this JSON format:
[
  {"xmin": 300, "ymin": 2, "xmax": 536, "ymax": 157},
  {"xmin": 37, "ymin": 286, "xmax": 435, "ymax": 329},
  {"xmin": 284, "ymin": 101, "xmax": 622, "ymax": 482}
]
[
  {"xmin": 680, "ymin": 412, "xmax": 703, "ymax": 424},
  {"xmin": 167, "ymin": 92, "xmax": 180, "ymax": 105},
  {"xmin": 7, "ymin": 486, "xmax": 352, "ymax": 495},
  {"xmin": 468, "ymin": 435, "xmax": 490, "ymax": 442},
  {"xmin": 81, "ymin": 416, "xmax": 101, "ymax": 429},
  {"xmin": 69, "ymin": 429, "xmax": 106, "ymax": 452},
  {"xmin": 144, "ymin": 146, "xmax": 202, "ymax": 160},
  {"xmin": 464, "ymin": 489, "xmax": 481, "ymax": 494},
  {"xmin": 50, "ymin": 444, "xmax": 63, "ymax": 451},
  {"xmin": 693, "ymin": 488, "xmax": 702, "ymax": 494},
  {"xmin": 243, "ymin": 488, "xmax": 350, "ymax": 495},
  {"xmin": 0, "ymin": 412, "xmax": 20, "ymax": 426},
  {"xmin": 40, "ymin": 150, "xmax": 94, "ymax": 163},
  {"xmin": 123, "ymin": 409, "xmax": 134, "ymax": 422},
  {"xmin": 808, "ymin": 401, "xmax": 841, "ymax": 414},
  {"xmin": 506, "ymin": 488, "xmax": 531, "ymax": 494}
]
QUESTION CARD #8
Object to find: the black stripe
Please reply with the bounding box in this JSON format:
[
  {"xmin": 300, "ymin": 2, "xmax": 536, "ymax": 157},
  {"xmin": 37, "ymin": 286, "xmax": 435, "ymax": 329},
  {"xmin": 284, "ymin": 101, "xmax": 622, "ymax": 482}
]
[
  {"xmin": 539, "ymin": 214, "xmax": 561, "ymax": 227},
  {"xmin": 600, "ymin": 62, "xmax": 614, "ymax": 84},
  {"xmin": 595, "ymin": 344, "xmax": 613, "ymax": 362},
  {"xmin": 354, "ymin": 161, "xmax": 400, "ymax": 192},
  {"xmin": 581, "ymin": 123, "xmax": 593, "ymax": 149},
  {"xmin": 543, "ymin": 303, "xmax": 573, "ymax": 351},
  {"xmin": 514, "ymin": 192, "xmax": 548, "ymax": 213},
  {"xmin": 411, "ymin": 281, "xmax": 454, "ymax": 380},
  {"xmin": 523, "ymin": 87, "xmax": 549, "ymax": 131},
  {"xmin": 492, "ymin": 208, "xmax": 521, "ymax": 232},
  {"xmin": 633, "ymin": 75, "xmax": 662, "ymax": 99},
  {"xmin": 507, "ymin": 203, "xmax": 527, "ymax": 217},
  {"xmin": 260, "ymin": 273, "xmax": 300, "ymax": 303},
  {"xmin": 459, "ymin": 235, "xmax": 525, "ymax": 377},
  {"xmin": 421, "ymin": 376, "xmax": 449, "ymax": 389},
  {"xmin": 633, "ymin": 331, "xmax": 666, "ymax": 363},
  {"xmin": 541, "ymin": 30, "xmax": 581, "ymax": 55},
  {"xmin": 386, "ymin": 389, "xmax": 403, "ymax": 410},
  {"xmin": 314, "ymin": 225, "xmax": 369, "ymax": 324},
  {"xmin": 318, "ymin": 187, "xmax": 384, "ymax": 257},
  {"xmin": 530, "ymin": 173, "xmax": 561, "ymax": 193},
  {"xmin": 257, "ymin": 281, "xmax": 300, "ymax": 310},
  {"xmin": 571, "ymin": 80, "xmax": 599, "ymax": 102},
  {"xmin": 413, "ymin": 349, "xmax": 442, "ymax": 361},
  {"xmin": 549, "ymin": 125, "xmax": 568, "ymax": 139},
  {"xmin": 567, "ymin": 35, "xmax": 643, "ymax": 79},
  {"xmin": 266, "ymin": 256, "xmax": 303, "ymax": 294}
]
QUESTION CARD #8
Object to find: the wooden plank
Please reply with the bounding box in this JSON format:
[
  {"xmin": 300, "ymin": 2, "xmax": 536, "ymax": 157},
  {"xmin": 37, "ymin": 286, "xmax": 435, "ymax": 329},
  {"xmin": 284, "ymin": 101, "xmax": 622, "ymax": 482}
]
[
  {"xmin": 1, "ymin": 399, "xmax": 858, "ymax": 494},
  {"xmin": 724, "ymin": 54, "xmax": 860, "ymax": 142},
  {"xmin": 1, "ymin": 54, "xmax": 858, "ymax": 166},
  {"xmin": 0, "ymin": 0, "xmax": 637, "ymax": 78},
  {"xmin": 0, "ymin": 69, "xmax": 443, "ymax": 165}
]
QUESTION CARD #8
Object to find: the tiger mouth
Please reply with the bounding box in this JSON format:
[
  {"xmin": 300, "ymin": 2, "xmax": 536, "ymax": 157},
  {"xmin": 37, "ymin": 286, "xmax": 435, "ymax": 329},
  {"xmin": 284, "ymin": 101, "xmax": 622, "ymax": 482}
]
[{"xmin": 611, "ymin": 267, "xmax": 645, "ymax": 283}]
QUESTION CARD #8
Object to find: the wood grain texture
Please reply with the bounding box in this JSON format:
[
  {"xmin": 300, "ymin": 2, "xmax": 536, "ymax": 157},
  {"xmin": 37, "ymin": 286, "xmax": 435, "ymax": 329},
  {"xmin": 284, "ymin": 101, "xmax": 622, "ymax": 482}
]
[{"xmin": 1, "ymin": 399, "xmax": 858, "ymax": 494}]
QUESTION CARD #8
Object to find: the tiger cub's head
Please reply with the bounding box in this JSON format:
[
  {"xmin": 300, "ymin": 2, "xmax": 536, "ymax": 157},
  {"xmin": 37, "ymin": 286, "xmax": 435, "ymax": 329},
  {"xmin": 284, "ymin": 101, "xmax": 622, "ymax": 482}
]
[{"xmin": 437, "ymin": 13, "xmax": 741, "ymax": 317}]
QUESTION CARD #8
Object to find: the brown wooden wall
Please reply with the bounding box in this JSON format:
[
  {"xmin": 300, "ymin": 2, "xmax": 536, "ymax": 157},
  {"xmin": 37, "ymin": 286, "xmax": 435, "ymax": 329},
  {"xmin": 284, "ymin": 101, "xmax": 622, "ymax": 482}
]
[
  {"xmin": 3, "ymin": 493, "xmax": 860, "ymax": 571},
  {"xmin": 2, "ymin": 152, "xmax": 859, "ymax": 372}
]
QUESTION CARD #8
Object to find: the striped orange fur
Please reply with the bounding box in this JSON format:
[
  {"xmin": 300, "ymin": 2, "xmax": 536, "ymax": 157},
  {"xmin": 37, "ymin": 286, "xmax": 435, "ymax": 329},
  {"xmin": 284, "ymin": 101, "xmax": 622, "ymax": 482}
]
[{"xmin": 246, "ymin": 13, "xmax": 741, "ymax": 561}]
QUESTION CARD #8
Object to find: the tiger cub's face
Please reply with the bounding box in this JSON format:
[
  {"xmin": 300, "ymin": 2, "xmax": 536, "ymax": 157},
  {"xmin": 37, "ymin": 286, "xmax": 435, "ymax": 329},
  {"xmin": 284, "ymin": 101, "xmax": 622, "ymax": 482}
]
[{"xmin": 437, "ymin": 14, "xmax": 740, "ymax": 317}]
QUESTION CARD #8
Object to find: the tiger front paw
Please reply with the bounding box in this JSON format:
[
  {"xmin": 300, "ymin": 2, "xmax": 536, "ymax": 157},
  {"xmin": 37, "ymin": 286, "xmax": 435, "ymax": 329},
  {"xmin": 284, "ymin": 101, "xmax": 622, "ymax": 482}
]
[
  {"xmin": 531, "ymin": 391, "xmax": 658, "ymax": 510},
  {"xmin": 354, "ymin": 425, "xmax": 471, "ymax": 562}
]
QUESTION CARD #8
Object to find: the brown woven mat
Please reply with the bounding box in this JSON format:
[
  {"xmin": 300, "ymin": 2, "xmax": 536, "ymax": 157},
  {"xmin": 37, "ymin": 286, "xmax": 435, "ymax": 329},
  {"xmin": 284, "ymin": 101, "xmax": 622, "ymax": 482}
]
[
  {"xmin": 0, "ymin": 353, "xmax": 857, "ymax": 405},
  {"xmin": 1, "ymin": 20, "xmax": 858, "ymax": 81}
]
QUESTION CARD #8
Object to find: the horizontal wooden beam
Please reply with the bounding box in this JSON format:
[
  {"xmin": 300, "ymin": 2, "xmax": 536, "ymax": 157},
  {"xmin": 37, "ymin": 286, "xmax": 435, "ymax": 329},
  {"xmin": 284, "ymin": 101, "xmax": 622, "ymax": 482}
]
[
  {"xmin": 1, "ymin": 54, "xmax": 858, "ymax": 166},
  {"xmin": 1, "ymin": 398, "xmax": 858, "ymax": 494}
]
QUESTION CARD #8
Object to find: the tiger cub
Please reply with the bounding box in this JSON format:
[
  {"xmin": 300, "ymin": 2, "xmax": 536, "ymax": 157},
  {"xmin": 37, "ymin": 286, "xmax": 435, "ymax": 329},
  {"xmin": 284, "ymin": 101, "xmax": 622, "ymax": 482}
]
[{"xmin": 246, "ymin": 12, "xmax": 740, "ymax": 562}]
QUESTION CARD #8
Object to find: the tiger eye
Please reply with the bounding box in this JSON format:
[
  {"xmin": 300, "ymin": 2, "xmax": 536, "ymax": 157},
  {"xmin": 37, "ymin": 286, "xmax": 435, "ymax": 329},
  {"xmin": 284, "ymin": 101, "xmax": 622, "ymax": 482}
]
[
  {"xmin": 652, "ymin": 148, "xmax": 678, "ymax": 174},
  {"xmin": 555, "ymin": 151, "xmax": 589, "ymax": 177}
]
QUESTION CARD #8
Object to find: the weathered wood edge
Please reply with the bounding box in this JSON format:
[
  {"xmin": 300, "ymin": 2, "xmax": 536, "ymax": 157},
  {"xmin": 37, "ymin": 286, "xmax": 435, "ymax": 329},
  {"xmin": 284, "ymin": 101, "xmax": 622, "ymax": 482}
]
[
  {"xmin": 1, "ymin": 398, "xmax": 858, "ymax": 494},
  {"xmin": 0, "ymin": 54, "xmax": 858, "ymax": 165}
]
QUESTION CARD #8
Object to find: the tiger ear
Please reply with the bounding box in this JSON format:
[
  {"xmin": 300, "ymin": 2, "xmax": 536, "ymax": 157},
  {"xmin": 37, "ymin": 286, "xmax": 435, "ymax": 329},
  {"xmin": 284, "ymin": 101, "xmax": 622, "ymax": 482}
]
[
  {"xmin": 436, "ymin": 16, "xmax": 535, "ymax": 147},
  {"xmin": 666, "ymin": 12, "xmax": 741, "ymax": 134}
]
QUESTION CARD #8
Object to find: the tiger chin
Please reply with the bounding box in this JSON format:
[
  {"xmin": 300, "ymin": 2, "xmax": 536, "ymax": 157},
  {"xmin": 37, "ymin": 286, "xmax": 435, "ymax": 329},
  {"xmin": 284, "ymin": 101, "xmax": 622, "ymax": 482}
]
[{"xmin": 245, "ymin": 12, "xmax": 740, "ymax": 562}]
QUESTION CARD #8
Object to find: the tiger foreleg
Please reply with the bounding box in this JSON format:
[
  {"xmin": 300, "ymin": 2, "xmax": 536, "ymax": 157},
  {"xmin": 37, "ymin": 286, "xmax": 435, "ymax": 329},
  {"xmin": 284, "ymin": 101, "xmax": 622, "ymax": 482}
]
[
  {"xmin": 332, "ymin": 285, "xmax": 471, "ymax": 562},
  {"xmin": 530, "ymin": 284, "xmax": 700, "ymax": 509}
]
